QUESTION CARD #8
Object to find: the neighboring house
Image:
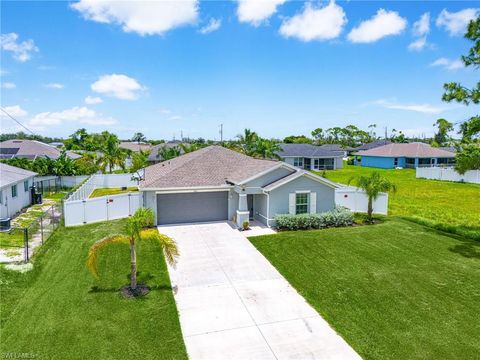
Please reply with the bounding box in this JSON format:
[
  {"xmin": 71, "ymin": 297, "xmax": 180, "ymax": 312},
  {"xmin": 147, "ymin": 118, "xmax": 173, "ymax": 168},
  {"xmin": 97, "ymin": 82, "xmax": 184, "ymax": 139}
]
[
  {"xmin": 275, "ymin": 143, "xmax": 344, "ymax": 170},
  {"xmin": 438, "ymin": 146, "xmax": 456, "ymax": 153},
  {"xmin": 147, "ymin": 142, "xmax": 185, "ymax": 164},
  {"xmin": 0, "ymin": 139, "xmax": 81, "ymax": 160},
  {"xmin": 140, "ymin": 145, "xmax": 340, "ymax": 227},
  {"xmin": 354, "ymin": 142, "xmax": 455, "ymax": 169},
  {"xmin": 0, "ymin": 163, "xmax": 36, "ymax": 218}
]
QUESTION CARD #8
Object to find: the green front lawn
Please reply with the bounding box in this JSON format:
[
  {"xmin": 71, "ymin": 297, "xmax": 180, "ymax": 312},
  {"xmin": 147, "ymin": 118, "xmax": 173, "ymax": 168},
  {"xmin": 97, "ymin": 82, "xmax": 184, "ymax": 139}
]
[
  {"xmin": 320, "ymin": 165, "xmax": 480, "ymax": 240},
  {"xmin": 89, "ymin": 187, "xmax": 139, "ymax": 198},
  {"xmin": 250, "ymin": 218, "xmax": 480, "ymax": 359},
  {"xmin": 0, "ymin": 219, "xmax": 187, "ymax": 360}
]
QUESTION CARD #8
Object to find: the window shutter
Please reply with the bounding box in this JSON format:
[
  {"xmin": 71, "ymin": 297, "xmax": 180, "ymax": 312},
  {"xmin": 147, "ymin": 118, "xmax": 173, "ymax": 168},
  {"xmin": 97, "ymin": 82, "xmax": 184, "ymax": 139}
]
[
  {"xmin": 289, "ymin": 193, "xmax": 295, "ymax": 214},
  {"xmin": 310, "ymin": 192, "xmax": 317, "ymax": 214}
]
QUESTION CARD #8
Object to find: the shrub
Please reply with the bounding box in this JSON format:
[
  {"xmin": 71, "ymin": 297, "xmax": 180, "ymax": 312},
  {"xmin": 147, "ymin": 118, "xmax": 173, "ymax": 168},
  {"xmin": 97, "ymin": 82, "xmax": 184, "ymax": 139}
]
[
  {"xmin": 274, "ymin": 206, "xmax": 354, "ymax": 231},
  {"xmin": 242, "ymin": 221, "xmax": 250, "ymax": 231}
]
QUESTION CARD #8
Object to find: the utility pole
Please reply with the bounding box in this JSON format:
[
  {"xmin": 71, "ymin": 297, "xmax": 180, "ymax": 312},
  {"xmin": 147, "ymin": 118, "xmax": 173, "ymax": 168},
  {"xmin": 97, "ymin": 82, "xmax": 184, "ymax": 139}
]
[
  {"xmin": 219, "ymin": 124, "xmax": 223, "ymax": 143},
  {"xmin": 180, "ymin": 130, "xmax": 183, "ymax": 141},
  {"xmin": 384, "ymin": 127, "xmax": 388, "ymax": 142}
]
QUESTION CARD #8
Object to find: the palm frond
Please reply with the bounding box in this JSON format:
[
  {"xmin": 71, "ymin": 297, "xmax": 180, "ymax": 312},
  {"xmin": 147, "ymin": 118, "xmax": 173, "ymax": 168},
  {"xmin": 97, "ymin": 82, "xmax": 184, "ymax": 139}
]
[
  {"xmin": 86, "ymin": 234, "xmax": 129, "ymax": 279},
  {"xmin": 140, "ymin": 229, "xmax": 179, "ymax": 267}
]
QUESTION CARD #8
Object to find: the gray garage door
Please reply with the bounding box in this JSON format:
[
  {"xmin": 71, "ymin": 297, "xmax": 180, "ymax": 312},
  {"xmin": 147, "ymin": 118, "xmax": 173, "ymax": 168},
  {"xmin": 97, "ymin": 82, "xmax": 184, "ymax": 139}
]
[{"xmin": 157, "ymin": 191, "xmax": 228, "ymax": 225}]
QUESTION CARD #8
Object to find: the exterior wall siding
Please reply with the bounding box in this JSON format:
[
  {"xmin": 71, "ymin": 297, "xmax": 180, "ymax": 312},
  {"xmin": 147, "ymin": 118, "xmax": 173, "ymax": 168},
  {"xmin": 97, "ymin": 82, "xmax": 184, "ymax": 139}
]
[
  {"xmin": 268, "ymin": 176, "xmax": 335, "ymax": 219},
  {"xmin": 228, "ymin": 190, "xmax": 239, "ymax": 221},
  {"xmin": 360, "ymin": 156, "xmax": 396, "ymax": 169},
  {"xmin": 0, "ymin": 177, "xmax": 34, "ymax": 218},
  {"xmin": 253, "ymin": 193, "xmax": 268, "ymax": 225}
]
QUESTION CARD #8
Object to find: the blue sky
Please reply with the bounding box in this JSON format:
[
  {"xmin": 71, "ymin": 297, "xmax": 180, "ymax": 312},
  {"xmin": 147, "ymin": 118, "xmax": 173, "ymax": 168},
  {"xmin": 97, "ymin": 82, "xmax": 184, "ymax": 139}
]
[{"xmin": 0, "ymin": 1, "xmax": 478, "ymax": 141}]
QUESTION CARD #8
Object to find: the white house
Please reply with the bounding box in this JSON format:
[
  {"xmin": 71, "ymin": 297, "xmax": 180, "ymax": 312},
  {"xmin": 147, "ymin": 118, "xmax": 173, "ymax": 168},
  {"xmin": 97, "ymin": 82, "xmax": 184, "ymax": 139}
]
[{"xmin": 0, "ymin": 163, "xmax": 37, "ymax": 219}]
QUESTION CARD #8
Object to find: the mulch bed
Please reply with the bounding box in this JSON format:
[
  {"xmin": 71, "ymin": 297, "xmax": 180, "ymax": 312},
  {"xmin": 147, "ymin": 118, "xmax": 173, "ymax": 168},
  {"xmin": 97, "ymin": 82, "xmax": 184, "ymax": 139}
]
[{"xmin": 120, "ymin": 284, "xmax": 150, "ymax": 298}]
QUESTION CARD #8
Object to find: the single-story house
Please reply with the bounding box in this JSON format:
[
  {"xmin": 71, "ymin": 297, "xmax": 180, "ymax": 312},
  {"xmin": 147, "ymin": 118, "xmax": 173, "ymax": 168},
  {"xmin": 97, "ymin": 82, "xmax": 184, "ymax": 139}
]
[
  {"xmin": 275, "ymin": 143, "xmax": 344, "ymax": 170},
  {"xmin": 140, "ymin": 146, "xmax": 340, "ymax": 227},
  {"xmin": 354, "ymin": 142, "xmax": 456, "ymax": 169},
  {"xmin": 0, "ymin": 139, "xmax": 81, "ymax": 160},
  {"xmin": 147, "ymin": 142, "xmax": 186, "ymax": 164},
  {"xmin": 0, "ymin": 163, "xmax": 37, "ymax": 218}
]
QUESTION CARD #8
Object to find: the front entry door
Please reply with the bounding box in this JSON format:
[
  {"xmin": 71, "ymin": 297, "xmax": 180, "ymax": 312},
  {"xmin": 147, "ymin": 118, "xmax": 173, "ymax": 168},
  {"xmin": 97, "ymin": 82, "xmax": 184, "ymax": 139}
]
[{"xmin": 247, "ymin": 194, "xmax": 254, "ymax": 220}]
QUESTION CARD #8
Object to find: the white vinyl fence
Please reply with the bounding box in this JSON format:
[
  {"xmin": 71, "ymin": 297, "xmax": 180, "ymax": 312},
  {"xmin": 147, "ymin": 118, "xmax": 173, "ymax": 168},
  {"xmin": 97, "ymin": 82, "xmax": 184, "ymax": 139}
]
[
  {"xmin": 335, "ymin": 187, "xmax": 388, "ymax": 215},
  {"xmin": 64, "ymin": 174, "xmax": 142, "ymax": 226},
  {"xmin": 416, "ymin": 167, "xmax": 480, "ymax": 184}
]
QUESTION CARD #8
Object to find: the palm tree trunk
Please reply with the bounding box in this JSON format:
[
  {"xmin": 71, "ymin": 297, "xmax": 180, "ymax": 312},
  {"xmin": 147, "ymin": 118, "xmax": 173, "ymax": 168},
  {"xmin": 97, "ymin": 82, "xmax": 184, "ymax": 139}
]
[
  {"xmin": 130, "ymin": 239, "xmax": 137, "ymax": 289},
  {"xmin": 367, "ymin": 197, "xmax": 373, "ymax": 222}
]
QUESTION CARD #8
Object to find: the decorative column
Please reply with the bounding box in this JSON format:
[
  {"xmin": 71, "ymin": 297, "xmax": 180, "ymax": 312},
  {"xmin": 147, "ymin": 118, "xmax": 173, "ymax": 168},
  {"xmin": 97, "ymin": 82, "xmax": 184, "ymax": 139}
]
[{"xmin": 236, "ymin": 193, "xmax": 250, "ymax": 228}]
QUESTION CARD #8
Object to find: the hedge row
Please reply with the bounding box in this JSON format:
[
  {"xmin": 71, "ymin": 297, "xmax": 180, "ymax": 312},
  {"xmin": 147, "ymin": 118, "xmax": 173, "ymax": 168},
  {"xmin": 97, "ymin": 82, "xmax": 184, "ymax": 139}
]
[{"xmin": 274, "ymin": 206, "xmax": 354, "ymax": 230}]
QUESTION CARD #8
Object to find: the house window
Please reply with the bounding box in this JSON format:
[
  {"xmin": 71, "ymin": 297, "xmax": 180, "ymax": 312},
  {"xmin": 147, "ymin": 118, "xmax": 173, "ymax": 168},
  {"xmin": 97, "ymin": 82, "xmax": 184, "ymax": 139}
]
[
  {"xmin": 394, "ymin": 158, "xmax": 399, "ymax": 167},
  {"xmin": 0, "ymin": 190, "xmax": 3, "ymax": 204},
  {"xmin": 24, "ymin": 180, "xmax": 29, "ymax": 192},
  {"xmin": 293, "ymin": 157, "xmax": 303, "ymax": 167},
  {"xmin": 295, "ymin": 193, "xmax": 309, "ymax": 214},
  {"xmin": 11, "ymin": 184, "xmax": 17, "ymax": 198}
]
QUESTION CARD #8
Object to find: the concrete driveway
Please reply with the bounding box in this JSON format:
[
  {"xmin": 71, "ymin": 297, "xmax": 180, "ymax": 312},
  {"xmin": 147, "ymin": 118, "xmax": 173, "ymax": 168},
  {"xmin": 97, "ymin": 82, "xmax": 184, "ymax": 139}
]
[{"xmin": 159, "ymin": 221, "xmax": 360, "ymax": 360}]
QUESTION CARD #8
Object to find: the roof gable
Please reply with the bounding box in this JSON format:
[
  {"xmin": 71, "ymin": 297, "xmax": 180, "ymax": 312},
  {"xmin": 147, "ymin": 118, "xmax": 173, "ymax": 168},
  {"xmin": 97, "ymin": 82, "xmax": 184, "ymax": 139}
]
[{"xmin": 0, "ymin": 163, "xmax": 37, "ymax": 188}]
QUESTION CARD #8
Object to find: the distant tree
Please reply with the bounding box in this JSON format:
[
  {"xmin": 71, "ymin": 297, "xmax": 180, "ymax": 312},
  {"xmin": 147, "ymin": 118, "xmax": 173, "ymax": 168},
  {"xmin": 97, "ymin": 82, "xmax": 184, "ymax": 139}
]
[
  {"xmin": 129, "ymin": 150, "xmax": 150, "ymax": 173},
  {"xmin": 432, "ymin": 119, "xmax": 454, "ymax": 146},
  {"xmin": 283, "ymin": 135, "xmax": 312, "ymax": 144},
  {"xmin": 75, "ymin": 152, "xmax": 100, "ymax": 175},
  {"xmin": 53, "ymin": 151, "xmax": 78, "ymax": 176},
  {"xmin": 132, "ymin": 132, "xmax": 146, "ymax": 144},
  {"xmin": 349, "ymin": 172, "xmax": 397, "ymax": 223},
  {"xmin": 311, "ymin": 128, "xmax": 325, "ymax": 144},
  {"xmin": 441, "ymin": 17, "xmax": 480, "ymax": 172},
  {"xmin": 86, "ymin": 208, "xmax": 178, "ymax": 296},
  {"xmin": 157, "ymin": 146, "xmax": 181, "ymax": 161}
]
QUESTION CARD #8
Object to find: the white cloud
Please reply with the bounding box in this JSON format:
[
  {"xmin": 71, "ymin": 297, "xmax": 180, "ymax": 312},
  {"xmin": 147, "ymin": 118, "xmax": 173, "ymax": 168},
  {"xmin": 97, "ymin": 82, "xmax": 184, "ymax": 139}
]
[
  {"xmin": 408, "ymin": 36, "xmax": 427, "ymax": 51},
  {"xmin": 159, "ymin": 108, "xmax": 172, "ymax": 115},
  {"xmin": 91, "ymin": 74, "xmax": 144, "ymax": 100},
  {"xmin": 436, "ymin": 8, "xmax": 479, "ymax": 36},
  {"xmin": 169, "ymin": 115, "xmax": 182, "ymax": 121},
  {"xmin": 430, "ymin": 57, "xmax": 463, "ymax": 70},
  {"xmin": 412, "ymin": 12, "xmax": 430, "ymax": 37},
  {"xmin": 279, "ymin": 2, "xmax": 347, "ymax": 42},
  {"xmin": 27, "ymin": 106, "xmax": 116, "ymax": 130},
  {"xmin": 71, "ymin": 0, "xmax": 198, "ymax": 36},
  {"xmin": 44, "ymin": 83, "xmax": 64, "ymax": 89},
  {"xmin": 0, "ymin": 105, "xmax": 28, "ymax": 118},
  {"xmin": 0, "ymin": 33, "xmax": 38, "ymax": 62},
  {"xmin": 199, "ymin": 18, "xmax": 222, "ymax": 34},
  {"xmin": 1, "ymin": 82, "xmax": 16, "ymax": 89},
  {"xmin": 373, "ymin": 99, "xmax": 445, "ymax": 114},
  {"xmin": 84, "ymin": 96, "xmax": 103, "ymax": 105},
  {"xmin": 347, "ymin": 9, "xmax": 407, "ymax": 43},
  {"xmin": 237, "ymin": 0, "xmax": 286, "ymax": 26}
]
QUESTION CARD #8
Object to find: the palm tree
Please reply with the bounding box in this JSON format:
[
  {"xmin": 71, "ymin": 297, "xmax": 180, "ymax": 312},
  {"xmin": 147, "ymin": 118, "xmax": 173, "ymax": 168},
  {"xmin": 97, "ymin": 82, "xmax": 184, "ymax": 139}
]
[
  {"xmin": 349, "ymin": 172, "xmax": 396, "ymax": 222},
  {"xmin": 251, "ymin": 139, "xmax": 281, "ymax": 159},
  {"xmin": 237, "ymin": 128, "xmax": 258, "ymax": 155},
  {"xmin": 98, "ymin": 133, "xmax": 127, "ymax": 173},
  {"xmin": 86, "ymin": 208, "xmax": 179, "ymax": 294},
  {"xmin": 157, "ymin": 146, "xmax": 181, "ymax": 161}
]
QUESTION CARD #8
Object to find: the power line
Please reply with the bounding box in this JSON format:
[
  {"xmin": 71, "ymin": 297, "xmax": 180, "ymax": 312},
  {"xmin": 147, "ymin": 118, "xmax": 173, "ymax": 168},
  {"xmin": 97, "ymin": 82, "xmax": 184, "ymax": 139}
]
[{"xmin": 0, "ymin": 107, "xmax": 35, "ymax": 135}]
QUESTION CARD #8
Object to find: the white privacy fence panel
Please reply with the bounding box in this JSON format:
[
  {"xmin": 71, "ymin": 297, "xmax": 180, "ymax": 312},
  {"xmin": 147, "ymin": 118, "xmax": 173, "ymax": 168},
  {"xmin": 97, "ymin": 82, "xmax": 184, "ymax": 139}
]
[
  {"xmin": 64, "ymin": 192, "xmax": 143, "ymax": 227},
  {"xmin": 335, "ymin": 187, "xmax": 388, "ymax": 215},
  {"xmin": 416, "ymin": 167, "xmax": 480, "ymax": 184},
  {"xmin": 65, "ymin": 174, "xmax": 139, "ymax": 202},
  {"xmin": 60, "ymin": 175, "xmax": 89, "ymax": 188}
]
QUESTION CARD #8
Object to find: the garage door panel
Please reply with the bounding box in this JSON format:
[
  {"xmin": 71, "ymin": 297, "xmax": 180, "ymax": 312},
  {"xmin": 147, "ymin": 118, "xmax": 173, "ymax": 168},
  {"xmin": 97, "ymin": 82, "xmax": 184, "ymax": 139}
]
[{"xmin": 157, "ymin": 192, "xmax": 228, "ymax": 225}]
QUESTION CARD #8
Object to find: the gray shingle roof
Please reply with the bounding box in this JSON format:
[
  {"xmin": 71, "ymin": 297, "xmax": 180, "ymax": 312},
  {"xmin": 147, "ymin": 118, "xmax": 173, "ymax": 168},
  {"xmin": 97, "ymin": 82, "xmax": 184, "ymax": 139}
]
[
  {"xmin": 276, "ymin": 143, "xmax": 344, "ymax": 157},
  {"xmin": 353, "ymin": 140, "xmax": 392, "ymax": 151},
  {"xmin": 0, "ymin": 139, "xmax": 81, "ymax": 160},
  {"xmin": 355, "ymin": 142, "xmax": 456, "ymax": 158},
  {"xmin": 262, "ymin": 169, "xmax": 339, "ymax": 191},
  {"xmin": 119, "ymin": 142, "xmax": 152, "ymax": 152},
  {"xmin": 141, "ymin": 146, "xmax": 280, "ymax": 189},
  {"xmin": 0, "ymin": 163, "xmax": 37, "ymax": 188},
  {"xmin": 147, "ymin": 142, "xmax": 185, "ymax": 162}
]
